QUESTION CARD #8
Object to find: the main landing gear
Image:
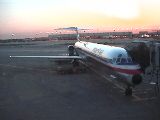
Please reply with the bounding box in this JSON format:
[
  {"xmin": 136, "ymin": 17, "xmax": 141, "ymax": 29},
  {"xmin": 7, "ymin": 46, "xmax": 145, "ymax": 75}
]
[
  {"xmin": 125, "ymin": 87, "xmax": 132, "ymax": 96},
  {"xmin": 71, "ymin": 59, "xmax": 79, "ymax": 67}
]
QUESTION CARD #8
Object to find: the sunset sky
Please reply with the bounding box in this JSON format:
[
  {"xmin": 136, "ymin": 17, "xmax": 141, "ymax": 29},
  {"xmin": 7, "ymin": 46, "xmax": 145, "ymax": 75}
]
[{"xmin": 0, "ymin": 0, "xmax": 160, "ymax": 39}]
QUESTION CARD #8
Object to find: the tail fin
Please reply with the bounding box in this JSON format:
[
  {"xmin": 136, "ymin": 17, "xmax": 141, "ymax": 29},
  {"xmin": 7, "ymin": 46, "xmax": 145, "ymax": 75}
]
[
  {"xmin": 54, "ymin": 27, "xmax": 89, "ymax": 41},
  {"xmin": 75, "ymin": 27, "xmax": 80, "ymax": 41}
]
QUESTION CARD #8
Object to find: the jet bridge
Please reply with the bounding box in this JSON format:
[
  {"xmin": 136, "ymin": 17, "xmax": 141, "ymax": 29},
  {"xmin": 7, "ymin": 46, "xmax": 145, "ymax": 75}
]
[
  {"xmin": 125, "ymin": 40, "xmax": 160, "ymax": 95},
  {"xmin": 148, "ymin": 42, "xmax": 160, "ymax": 95}
]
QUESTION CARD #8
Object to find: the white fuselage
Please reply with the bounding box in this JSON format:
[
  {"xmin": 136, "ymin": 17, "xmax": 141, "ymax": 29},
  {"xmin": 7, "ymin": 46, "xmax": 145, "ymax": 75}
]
[{"xmin": 74, "ymin": 41, "xmax": 142, "ymax": 86}]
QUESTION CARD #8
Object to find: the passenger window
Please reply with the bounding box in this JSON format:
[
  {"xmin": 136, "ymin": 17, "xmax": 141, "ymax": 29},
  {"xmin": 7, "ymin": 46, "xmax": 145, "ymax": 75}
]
[
  {"xmin": 116, "ymin": 58, "xmax": 121, "ymax": 63},
  {"xmin": 121, "ymin": 58, "xmax": 127, "ymax": 64},
  {"xmin": 108, "ymin": 59, "xmax": 112, "ymax": 63}
]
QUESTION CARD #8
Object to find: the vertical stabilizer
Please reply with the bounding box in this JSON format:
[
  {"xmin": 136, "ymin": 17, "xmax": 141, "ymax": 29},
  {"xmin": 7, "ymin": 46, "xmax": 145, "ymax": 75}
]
[
  {"xmin": 75, "ymin": 27, "xmax": 80, "ymax": 41},
  {"xmin": 54, "ymin": 27, "xmax": 88, "ymax": 41}
]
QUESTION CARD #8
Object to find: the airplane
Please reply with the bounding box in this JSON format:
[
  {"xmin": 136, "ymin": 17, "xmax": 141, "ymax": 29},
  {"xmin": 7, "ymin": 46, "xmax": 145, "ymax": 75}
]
[{"xmin": 10, "ymin": 27, "xmax": 143, "ymax": 96}]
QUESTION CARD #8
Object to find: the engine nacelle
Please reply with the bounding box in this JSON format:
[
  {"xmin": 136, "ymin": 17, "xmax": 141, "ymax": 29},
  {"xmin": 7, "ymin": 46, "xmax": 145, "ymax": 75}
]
[{"xmin": 68, "ymin": 45, "xmax": 75, "ymax": 56}]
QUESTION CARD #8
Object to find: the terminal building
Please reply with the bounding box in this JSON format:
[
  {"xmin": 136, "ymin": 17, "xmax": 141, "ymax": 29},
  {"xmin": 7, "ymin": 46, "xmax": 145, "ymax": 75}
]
[
  {"xmin": 135, "ymin": 30, "xmax": 160, "ymax": 39},
  {"xmin": 48, "ymin": 32, "xmax": 133, "ymax": 40}
]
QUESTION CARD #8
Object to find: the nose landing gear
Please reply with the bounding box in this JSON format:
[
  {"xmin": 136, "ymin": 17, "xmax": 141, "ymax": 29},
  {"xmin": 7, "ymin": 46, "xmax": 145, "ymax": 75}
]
[{"xmin": 125, "ymin": 87, "xmax": 132, "ymax": 96}]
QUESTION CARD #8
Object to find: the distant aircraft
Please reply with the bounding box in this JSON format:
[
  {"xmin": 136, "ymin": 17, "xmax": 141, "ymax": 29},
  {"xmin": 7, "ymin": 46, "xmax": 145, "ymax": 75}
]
[{"xmin": 10, "ymin": 27, "xmax": 143, "ymax": 96}]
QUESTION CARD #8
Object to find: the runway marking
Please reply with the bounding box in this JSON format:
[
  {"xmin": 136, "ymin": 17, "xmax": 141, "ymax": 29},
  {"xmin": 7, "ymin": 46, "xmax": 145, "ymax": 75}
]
[
  {"xmin": 133, "ymin": 91, "xmax": 153, "ymax": 94},
  {"xmin": 132, "ymin": 95, "xmax": 142, "ymax": 101},
  {"xmin": 132, "ymin": 97, "xmax": 157, "ymax": 102},
  {"xmin": 89, "ymin": 66, "xmax": 159, "ymax": 101},
  {"xmin": 1, "ymin": 62, "xmax": 157, "ymax": 102},
  {"xmin": 101, "ymin": 74, "xmax": 145, "ymax": 101},
  {"xmin": 83, "ymin": 63, "xmax": 145, "ymax": 101},
  {"xmin": 133, "ymin": 88, "xmax": 153, "ymax": 92},
  {"xmin": 102, "ymin": 75, "xmax": 125, "ymax": 91}
]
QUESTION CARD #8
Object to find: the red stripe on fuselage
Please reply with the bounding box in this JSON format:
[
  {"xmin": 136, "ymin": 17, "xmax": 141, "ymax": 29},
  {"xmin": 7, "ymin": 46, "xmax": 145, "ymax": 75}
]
[{"xmin": 111, "ymin": 66, "xmax": 142, "ymax": 75}]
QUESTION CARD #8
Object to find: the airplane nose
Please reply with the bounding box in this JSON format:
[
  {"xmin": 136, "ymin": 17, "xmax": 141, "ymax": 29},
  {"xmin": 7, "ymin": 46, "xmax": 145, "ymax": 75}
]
[{"xmin": 132, "ymin": 74, "xmax": 142, "ymax": 85}]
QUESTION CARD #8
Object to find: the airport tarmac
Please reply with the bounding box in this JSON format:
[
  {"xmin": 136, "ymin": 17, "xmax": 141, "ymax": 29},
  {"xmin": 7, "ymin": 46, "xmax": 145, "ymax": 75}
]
[{"xmin": 0, "ymin": 40, "xmax": 160, "ymax": 120}]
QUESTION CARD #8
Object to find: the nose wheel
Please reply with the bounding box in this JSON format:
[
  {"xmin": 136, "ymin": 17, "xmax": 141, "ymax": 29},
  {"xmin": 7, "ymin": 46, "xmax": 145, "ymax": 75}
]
[{"xmin": 125, "ymin": 87, "xmax": 132, "ymax": 96}]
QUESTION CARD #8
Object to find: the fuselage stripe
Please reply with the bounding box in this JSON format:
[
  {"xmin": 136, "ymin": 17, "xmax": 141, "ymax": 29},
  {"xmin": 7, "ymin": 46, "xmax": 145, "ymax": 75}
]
[{"xmin": 110, "ymin": 66, "xmax": 142, "ymax": 74}]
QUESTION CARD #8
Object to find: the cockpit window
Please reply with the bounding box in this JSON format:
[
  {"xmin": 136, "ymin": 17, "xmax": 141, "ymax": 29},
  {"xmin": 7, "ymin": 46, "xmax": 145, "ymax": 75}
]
[
  {"xmin": 118, "ymin": 54, "xmax": 122, "ymax": 57},
  {"xmin": 115, "ymin": 57, "xmax": 133, "ymax": 64}
]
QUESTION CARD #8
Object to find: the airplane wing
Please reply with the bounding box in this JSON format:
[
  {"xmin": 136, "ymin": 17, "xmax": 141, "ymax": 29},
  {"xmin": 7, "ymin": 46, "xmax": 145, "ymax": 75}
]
[{"xmin": 10, "ymin": 55, "xmax": 82, "ymax": 59}]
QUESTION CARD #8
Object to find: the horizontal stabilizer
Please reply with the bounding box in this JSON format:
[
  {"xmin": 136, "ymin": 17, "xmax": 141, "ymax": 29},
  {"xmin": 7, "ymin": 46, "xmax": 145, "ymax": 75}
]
[{"xmin": 54, "ymin": 27, "xmax": 89, "ymax": 31}]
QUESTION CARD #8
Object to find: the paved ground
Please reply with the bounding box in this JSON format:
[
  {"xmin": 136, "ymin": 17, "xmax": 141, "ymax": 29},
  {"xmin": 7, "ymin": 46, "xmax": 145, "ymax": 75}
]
[{"xmin": 0, "ymin": 41, "xmax": 160, "ymax": 120}]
